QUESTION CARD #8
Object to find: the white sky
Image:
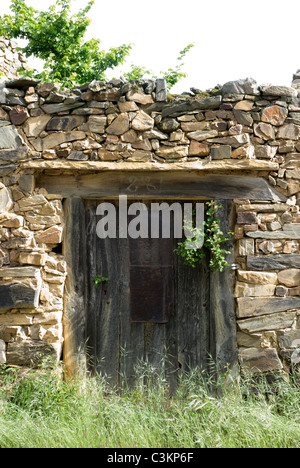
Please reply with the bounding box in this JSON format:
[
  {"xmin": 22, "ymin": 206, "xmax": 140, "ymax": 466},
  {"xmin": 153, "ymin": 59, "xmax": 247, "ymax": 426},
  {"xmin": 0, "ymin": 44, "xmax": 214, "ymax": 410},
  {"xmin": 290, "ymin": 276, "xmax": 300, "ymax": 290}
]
[{"xmin": 1, "ymin": 0, "xmax": 300, "ymax": 93}]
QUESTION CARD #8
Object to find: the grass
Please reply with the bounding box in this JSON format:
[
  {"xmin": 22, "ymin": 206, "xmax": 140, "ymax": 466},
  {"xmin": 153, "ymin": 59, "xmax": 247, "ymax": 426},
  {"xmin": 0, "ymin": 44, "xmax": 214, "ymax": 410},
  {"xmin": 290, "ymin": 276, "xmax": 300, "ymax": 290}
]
[{"xmin": 0, "ymin": 362, "xmax": 300, "ymax": 448}]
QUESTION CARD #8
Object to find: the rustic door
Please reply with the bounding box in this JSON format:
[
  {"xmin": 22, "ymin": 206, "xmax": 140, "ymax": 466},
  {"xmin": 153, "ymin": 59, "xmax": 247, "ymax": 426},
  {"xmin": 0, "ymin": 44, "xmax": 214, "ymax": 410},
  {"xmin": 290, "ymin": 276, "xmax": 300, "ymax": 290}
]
[
  {"xmin": 63, "ymin": 197, "xmax": 237, "ymax": 386},
  {"xmin": 83, "ymin": 199, "xmax": 210, "ymax": 387}
]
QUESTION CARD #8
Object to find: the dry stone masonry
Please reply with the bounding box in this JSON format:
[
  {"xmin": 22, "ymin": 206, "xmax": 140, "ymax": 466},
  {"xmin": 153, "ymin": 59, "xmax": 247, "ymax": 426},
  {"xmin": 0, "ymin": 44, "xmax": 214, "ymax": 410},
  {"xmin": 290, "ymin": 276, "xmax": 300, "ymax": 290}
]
[
  {"xmin": 0, "ymin": 42, "xmax": 300, "ymax": 374},
  {"xmin": 0, "ymin": 38, "xmax": 26, "ymax": 80}
]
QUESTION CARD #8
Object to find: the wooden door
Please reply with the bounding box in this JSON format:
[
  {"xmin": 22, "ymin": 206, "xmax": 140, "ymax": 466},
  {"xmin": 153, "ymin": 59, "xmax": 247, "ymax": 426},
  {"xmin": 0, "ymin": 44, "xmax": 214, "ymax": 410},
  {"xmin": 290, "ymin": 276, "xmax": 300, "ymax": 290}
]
[
  {"xmin": 83, "ymin": 199, "xmax": 210, "ymax": 387},
  {"xmin": 63, "ymin": 198, "xmax": 237, "ymax": 386}
]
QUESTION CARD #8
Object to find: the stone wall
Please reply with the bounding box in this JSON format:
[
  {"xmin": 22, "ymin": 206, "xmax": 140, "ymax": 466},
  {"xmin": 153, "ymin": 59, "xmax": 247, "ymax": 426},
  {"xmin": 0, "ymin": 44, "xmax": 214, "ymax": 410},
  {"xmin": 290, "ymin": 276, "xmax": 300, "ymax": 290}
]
[
  {"xmin": 0, "ymin": 72, "xmax": 299, "ymax": 375},
  {"xmin": 0, "ymin": 38, "xmax": 26, "ymax": 81}
]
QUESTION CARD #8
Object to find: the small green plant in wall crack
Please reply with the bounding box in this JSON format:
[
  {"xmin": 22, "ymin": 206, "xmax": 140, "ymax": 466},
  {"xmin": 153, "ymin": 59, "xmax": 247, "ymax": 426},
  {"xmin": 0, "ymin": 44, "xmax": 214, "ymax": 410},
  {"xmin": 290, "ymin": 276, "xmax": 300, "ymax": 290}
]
[
  {"xmin": 92, "ymin": 274, "xmax": 109, "ymax": 287},
  {"xmin": 175, "ymin": 201, "xmax": 233, "ymax": 273}
]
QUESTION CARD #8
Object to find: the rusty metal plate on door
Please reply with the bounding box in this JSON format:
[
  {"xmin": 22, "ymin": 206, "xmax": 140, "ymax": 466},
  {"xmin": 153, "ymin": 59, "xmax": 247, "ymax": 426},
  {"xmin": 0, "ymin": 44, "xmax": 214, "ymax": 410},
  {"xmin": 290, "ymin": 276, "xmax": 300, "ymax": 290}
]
[{"xmin": 130, "ymin": 265, "xmax": 174, "ymax": 323}]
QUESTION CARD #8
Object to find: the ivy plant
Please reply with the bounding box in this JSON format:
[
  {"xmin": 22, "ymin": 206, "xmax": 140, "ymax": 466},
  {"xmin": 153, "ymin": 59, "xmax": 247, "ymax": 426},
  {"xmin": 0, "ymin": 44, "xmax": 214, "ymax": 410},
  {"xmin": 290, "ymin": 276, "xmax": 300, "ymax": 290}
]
[
  {"xmin": 175, "ymin": 201, "xmax": 233, "ymax": 273},
  {"xmin": 92, "ymin": 274, "xmax": 109, "ymax": 288}
]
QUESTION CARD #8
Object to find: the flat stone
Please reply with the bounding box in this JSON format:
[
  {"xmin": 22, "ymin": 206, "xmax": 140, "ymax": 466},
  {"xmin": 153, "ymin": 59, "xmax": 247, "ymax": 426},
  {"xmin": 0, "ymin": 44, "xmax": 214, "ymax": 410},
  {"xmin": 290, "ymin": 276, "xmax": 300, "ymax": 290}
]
[
  {"xmin": 67, "ymin": 151, "xmax": 88, "ymax": 161},
  {"xmin": 231, "ymin": 145, "xmax": 255, "ymax": 159},
  {"xmin": 0, "ymin": 281, "xmax": 41, "ymax": 311},
  {"xmin": 41, "ymin": 102, "xmax": 84, "ymax": 114},
  {"xmin": 35, "ymin": 226, "xmax": 63, "ymax": 244},
  {"xmin": 220, "ymin": 78, "xmax": 259, "ymax": 95},
  {"xmin": 6, "ymin": 340, "xmax": 57, "ymax": 367},
  {"xmin": 131, "ymin": 111, "xmax": 154, "ymax": 131},
  {"xmin": 237, "ymin": 331, "xmax": 262, "ymax": 348},
  {"xmin": 98, "ymin": 149, "xmax": 122, "ymax": 161},
  {"xmin": 277, "ymin": 123, "xmax": 300, "ymax": 140},
  {"xmin": 126, "ymin": 90, "xmax": 153, "ymax": 105},
  {"xmin": 234, "ymin": 100, "xmax": 254, "ymax": 111},
  {"xmin": 0, "ymin": 212, "xmax": 24, "ymax": 228},
  {"xmin": 9, "ymin": 106, "xmax": 29, "ymax": 125},
  {"xmin": 237, "ymin": 296, "xmax": 300, "ymax": 319},
  {"xmin": 106, "ymin": 113, "xmax": 130, "ymax": 135},
  {"xmin": 37, "ymin": 82, "xmax": 55, "ymax": 98},
  {"xmin": 234, "ymin": 282, "xmax": 276, "ymax": 297},
  {"xmin": 31, "ymin": 131, "xmax": 86, "ymax": 151},
  {"xmin": 181, "ymin": 121, "xmax": 209, "ymax": 132},
  {"xmin": 156, "ymin": 78, "xmax": 167, "ymax": 102},
  {"xmin": 261, "ymin": 85, "xmax": 297, "ymax": 97},
  {"xmin": 158, "ymin": 118, "xmax": 180, "ymax": 133},
  {"xmin": 96, "ymin": 89, "xmax": 122, "ymax": 102},
  {"xmin": 118, "ymin": 101, "xmax": 138, "ymax": 113},
  {"xmin": 278, "ymin": 269, "xmax": 300, "ymax": 287},
  {"xmin": 211, "ymin": 145, "xmax": 231, "ymax": 160},
  {"xmin": 156, "ymin": 145, "xmax": 188, "ymax": 159},
  {"xmin": 5, "ymin": 77, "xmax": 41, "ymax": 88},
  {"xmin": 246, "ymin": 224, "xmax": 300, "ymax": 239},
  {"xmin": 88, "ymin": 115, "xmax": 107, "ymax": 134},
  {"xmin": 238, "ymin": 311, "xmax": 296, "ymax": 333},
  {"xmin": 237, "ymin": 211, "xmax": 257, "ymax": 224},
  {"xmin": 254, "ymin": 145, "xmax": 277, "ymax": 159},
  {"xmin": 47, "ymin": 115, "xmax": 85, "ymax": 132},
  {"xmin": 159, "ymin": 96, "xmax": 222, "ymax": 118},
  {"xmin": 0, "ymin": 148, "xmax": 28, "ymax": 164},
  {"xmin": 19, "ymin": 252, "xmax": 47, "ymax": 266},
  {"xmin": 206, "ymin": 133, "xmax": 250, "ymax": 147},
  {"xmin": 0, "ymin": 125, "xmax": 24, "ymax": 149},
  {"xmin": 261, "ymin": 105, "xmax": 288, "ymax": 126},
  {"xmin": 237, "ymin": 270, "xmax": 278, "ymax": 284},
  {"xmin": 233, "ymin": 110, "xmax": 253, "ymax": 126},
  {"xmin": 188, "ymin": 141, "xmax": 210, "ymax": 157},
  {"xmin": 278, "ymin": 329, "xmax": 300, "ymax": 349},
  {"xmin": 127, "ymin": 151, "xmax": 153, "ymax": 162},
  {"xmin": 238, "ymin": 239, "xmax": 255, "ymax": 256},
  {"xmin": 88, "ymin": 80, "xmax": 106, "ymax": 93},
  {"xmin": 254, "ymin": 122, "xmax": 275, "ymax": 140},
  {"xmin": 23, "ymin": 115, "xmax": 52, "ymax": 137},
  {"xmin": 0, "ymin": 266, "xmax": 40, "ymax": 278},
  {"xmin": 187, "ymin": 129, "xmax": 218, "ymax": 141},
  {"xmin": 239, "ymin": 348, "xmax": 283, "ymax": 373},
  {"xmin": 18, "ymin": 194, "xmax": 47, "ymax": 210}
]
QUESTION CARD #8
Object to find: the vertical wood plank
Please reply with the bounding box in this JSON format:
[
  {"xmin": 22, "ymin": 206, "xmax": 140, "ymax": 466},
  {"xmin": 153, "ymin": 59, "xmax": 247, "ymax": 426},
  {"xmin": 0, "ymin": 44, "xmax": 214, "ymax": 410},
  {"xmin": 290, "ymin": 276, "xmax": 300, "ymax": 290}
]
[
  {"xmin": 63, "ymin": 198, "xmax": 87, "ymax": 376},
  {"xmin": 210, "ymin": 199, "xmax": 238, "ymax": 379},
  {"xmin": 85, "ymin": 200, "xmax": 121, "ymax": 385},
  {"xmin": 176, "ymin": 251, "xmax": 210, "ymax": 375},
  {"xmin": 118, "ymin": 237, "xmax": 145, "ymax": 388}
]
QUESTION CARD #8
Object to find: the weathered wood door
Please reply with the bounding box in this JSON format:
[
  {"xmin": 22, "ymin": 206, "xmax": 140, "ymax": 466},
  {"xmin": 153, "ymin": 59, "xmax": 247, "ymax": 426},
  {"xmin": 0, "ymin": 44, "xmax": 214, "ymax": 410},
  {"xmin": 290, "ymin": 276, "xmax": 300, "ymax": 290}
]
[{"xmin": 64, "ymin": 198, "xmax": 237, "ymax": 386}]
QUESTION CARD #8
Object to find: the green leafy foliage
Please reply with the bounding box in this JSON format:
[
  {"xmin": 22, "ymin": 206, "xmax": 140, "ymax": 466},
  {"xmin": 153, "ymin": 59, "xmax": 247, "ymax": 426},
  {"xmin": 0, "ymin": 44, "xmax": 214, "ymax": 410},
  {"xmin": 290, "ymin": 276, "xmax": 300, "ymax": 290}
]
[
  {"xmin": 0, "ymin": 0, "xmax": 132, "ymax": 88},
  {"xmin": 124, "ymin": 43, "xmax": 195, "ymax": 90},
  {"xmin": 92, "ymin": 274, "xmax": 109, "ymax": 288},
  {"xmin": 0, "ymin": 1, "xmax": 194, "ymax": 90},
  {"xmin": 175, "ymin": 201, "xmax": 233, "ymax": 272}
]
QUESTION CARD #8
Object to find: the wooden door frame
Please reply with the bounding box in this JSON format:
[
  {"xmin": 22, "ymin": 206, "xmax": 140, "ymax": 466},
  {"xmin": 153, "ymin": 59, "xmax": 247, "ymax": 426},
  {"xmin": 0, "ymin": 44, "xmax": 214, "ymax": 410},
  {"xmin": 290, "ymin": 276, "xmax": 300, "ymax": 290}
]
[{"xmin": 63, "ymin": 195, "xmax": 238, "ymax": 380}]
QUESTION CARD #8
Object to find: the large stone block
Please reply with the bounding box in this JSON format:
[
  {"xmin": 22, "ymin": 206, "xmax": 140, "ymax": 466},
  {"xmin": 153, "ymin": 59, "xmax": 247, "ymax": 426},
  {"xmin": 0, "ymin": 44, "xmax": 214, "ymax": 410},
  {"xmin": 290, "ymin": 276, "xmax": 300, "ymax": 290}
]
[
  {"xmin": 237, "ymin": 296, "xmax": 300, "ymax": 318},
  {"xmin": 261, "ymin": 105, "xmax": 288, "ymax": 126},
  {"xmin": 0, "ymin": 281, "xmax": 41, "ymax": 312},
  {"xmin": 239, "ymin": 348, "xmax": 283, "ymax": 373},
  {"xmin": 238, "ymin": 311, "xmax": 296, "ymax": 333},
  {"xmin": 0, "ymin": 126, "xmax": 24, "ymax": 149},
  {"xmin": 247, "ymin": 254, "xmax": 300, "ymax": 270},
  {"xmin": 234, "ymin": 282, "xmax": 276, "ymax": 297},
  {"xmin": 278, "ymin": 269, "xmax": 300, "ymax": 287},
  {"xmin": 6, "ymin": 340, "xmax": 58, "ymax": 367},
  {"xmin": 237, "ymin": 270, "xmax": 278, "ymax": 285}
]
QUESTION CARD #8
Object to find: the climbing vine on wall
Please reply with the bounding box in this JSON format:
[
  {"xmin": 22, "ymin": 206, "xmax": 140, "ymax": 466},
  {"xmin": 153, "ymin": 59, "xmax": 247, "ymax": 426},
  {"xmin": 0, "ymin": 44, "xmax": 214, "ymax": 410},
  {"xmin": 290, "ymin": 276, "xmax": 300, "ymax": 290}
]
[{"xmin": 175, "ymin": 201, "xmax": 233, "ymax": 272}]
